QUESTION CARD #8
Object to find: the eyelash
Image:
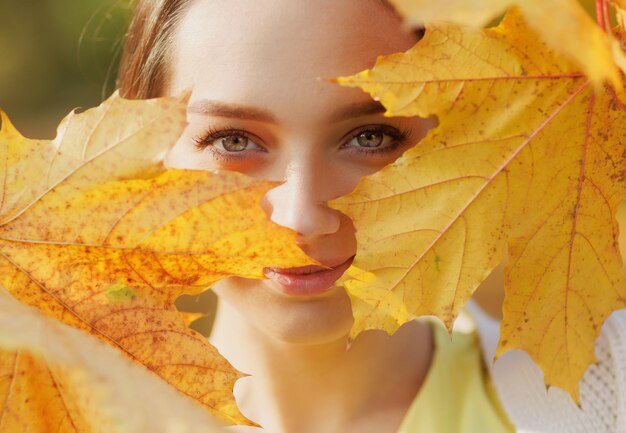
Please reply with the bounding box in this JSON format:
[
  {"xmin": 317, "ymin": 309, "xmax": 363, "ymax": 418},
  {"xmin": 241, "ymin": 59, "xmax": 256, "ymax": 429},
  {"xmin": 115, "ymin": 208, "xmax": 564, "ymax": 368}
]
[
  {"xmin": 342, "ymin": 125, "xmax": 412, "ymax": 155},
  {"xmin": 192, "ymin": 124, "xmax": 412, "ymax": 160},
  {"xmin": 192, "ymin": 126, "xmax": 262, "ymax": 161}
]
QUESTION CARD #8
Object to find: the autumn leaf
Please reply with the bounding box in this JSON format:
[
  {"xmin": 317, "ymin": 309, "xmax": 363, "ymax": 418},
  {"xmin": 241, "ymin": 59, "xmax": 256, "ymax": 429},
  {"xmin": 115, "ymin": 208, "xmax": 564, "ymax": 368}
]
[
  {"xmin": 388, "ymin": 0, "xmax": 509, "ymax": 27},
  {"xmin": 0, "ymin": 287, "xmax": 227, "ymax": 433},
  {"xmin": 387, "ymin": 0, "xmax": 625, "ymax": 88},
  {"xmin": 333, "ymin": 8, "xmax": 626, "ymax": 400},
  {"xmin": 180, "ymin": 311, "xmax": 207, "ymax": 327},
  {"xmin": 0, "ymin": 92, "xmax": 315, "ymax": 423},
  {"xmin": 0, "ymin": 91, "xmax": 183, "ymax": 225}
]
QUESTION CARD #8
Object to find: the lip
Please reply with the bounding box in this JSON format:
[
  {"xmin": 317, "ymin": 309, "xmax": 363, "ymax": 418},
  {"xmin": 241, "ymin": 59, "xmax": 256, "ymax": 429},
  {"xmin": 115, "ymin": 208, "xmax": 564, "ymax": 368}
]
[{"xmin": 263, "ymin": 256, "xmax": 354, "ymax": 297}]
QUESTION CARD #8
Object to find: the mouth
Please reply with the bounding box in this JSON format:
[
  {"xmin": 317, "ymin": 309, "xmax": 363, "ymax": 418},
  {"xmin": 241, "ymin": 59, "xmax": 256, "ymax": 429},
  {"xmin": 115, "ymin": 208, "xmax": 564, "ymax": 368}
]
[{"xmin": 263, "ymin": 256, "xmax": 354, "ymax": 297}]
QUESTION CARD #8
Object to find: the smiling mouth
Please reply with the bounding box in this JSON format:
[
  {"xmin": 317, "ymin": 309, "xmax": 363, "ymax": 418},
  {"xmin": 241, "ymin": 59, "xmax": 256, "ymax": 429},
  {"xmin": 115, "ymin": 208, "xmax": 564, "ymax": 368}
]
[{"xmin": 263, "ymin": 256, "xmax": 354, "ymax": 297}]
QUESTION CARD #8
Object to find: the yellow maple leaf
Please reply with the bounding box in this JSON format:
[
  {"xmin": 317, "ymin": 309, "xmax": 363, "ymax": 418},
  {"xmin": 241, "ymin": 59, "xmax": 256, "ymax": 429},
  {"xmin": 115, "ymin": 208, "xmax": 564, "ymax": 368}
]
[
  {"xmin": 388, "ymin": 0, "xmax": 624, "ymax": 88},
  {"xmin": 333, "ymin": 8, "xmax": 626, "ymax": 401},
  {"xmin": 0, "ymin": 93, "xmax": 315, "ymax": 424},
  {"xmin": 180, "ymin": 311, "xmax": 207, "ymax": 327},
  {"xmin": 0, "ymin": 287, "xmax": 227, "ymax": 433},
  {"xmin": 0, "ymin": 91, "xmax": 185, "ymax": 225}
]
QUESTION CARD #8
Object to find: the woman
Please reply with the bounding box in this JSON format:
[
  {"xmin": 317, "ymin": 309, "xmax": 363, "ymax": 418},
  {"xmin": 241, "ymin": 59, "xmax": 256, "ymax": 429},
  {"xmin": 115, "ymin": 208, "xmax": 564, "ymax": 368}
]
[{"xmin": 117, "ymin": 1, "xmax": 625, "ymax": 432}]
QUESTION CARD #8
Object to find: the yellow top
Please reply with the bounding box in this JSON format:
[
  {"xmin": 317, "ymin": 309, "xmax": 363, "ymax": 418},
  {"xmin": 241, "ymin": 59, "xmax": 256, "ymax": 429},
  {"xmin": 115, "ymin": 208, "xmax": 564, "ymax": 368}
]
[{"xmin": 396, "ymin": 316, "xmax": 515, "ymax": 433}]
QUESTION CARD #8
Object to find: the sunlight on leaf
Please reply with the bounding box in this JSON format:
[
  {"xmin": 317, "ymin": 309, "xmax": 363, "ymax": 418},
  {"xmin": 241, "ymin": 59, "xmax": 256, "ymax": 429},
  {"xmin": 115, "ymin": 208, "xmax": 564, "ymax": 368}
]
[
  {"xmin": 388, "ymin": 0, "xmax": 623, "ymax": 87},
  {"xmin": 0, "ymin": 92, "xmax": 315, "ymax": 424},
  {"xmin": 0, "ymin": 91, "xmax": 186, "ymax": 225},
  {"xmin": 0, "ymin": 287, "xmax": 227, "ymax": 433},
  {"xmin": 333, "ymin": 8, "xmax": 626, "ymax": 401}
]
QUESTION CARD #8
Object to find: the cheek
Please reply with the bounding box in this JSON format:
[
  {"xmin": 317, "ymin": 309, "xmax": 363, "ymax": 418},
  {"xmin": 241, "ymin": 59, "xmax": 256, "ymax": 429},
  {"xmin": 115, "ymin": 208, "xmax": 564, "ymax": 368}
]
[
  {"xmin": 164, "ymin": 136, "xmax": 206, "ymax": 170},
  {"xmin": 332, "ymin": 154, "xmax": 403, "ymax": 197}
]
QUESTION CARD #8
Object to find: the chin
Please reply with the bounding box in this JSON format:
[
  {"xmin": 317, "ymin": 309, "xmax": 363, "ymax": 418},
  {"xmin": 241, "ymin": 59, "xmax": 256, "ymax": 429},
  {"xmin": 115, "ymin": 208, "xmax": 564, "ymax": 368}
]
[
  {"xmin": 263, "ymin": 289, "xmax": 355, "ymax": 345},
  {"xmin": 213, "ymin": 277, "xmax": 355, "ymax": 346}
]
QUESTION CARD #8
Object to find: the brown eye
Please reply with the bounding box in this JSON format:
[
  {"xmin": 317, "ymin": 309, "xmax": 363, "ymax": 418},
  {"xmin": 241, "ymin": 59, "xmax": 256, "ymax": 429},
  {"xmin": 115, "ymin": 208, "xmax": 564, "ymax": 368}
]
[
  {"xmin": 341, "ymin": 125, "xmax": 410, "ymax": 156},
  {"xmin": 356, "ymin": 131, "xmax": 384, "ymax": 148},
  {"xmin": 220, "ymin": 135, "xmax": 248, "ymax": 152},
  {"xmin": 193, "ymin": 127, "xmax": 265, "ymax": 158}
]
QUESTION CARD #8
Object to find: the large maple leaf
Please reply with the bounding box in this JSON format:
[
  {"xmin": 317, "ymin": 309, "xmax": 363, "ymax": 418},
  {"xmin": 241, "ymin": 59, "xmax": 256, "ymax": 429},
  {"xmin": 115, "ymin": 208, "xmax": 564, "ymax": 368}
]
[
  {"xmin": 0, "ymin": 93, "xmax": 315, "ymax": 424},
  {"xmin": 332, "ymin": 8, "xmax": 626, "ymax": 400},
  {"xmin": 0, "ymin": 287, "xmax": 227, "ymax": 433},
  {"xmin": 387, "ymin": 0, "xmax": 626, "ymax": 87}
]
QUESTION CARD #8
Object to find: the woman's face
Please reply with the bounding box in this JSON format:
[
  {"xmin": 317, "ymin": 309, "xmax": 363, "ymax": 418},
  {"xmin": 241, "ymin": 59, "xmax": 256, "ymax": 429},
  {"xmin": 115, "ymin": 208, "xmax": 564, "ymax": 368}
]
[{"xmin": 166, "ymin": 0, "xmax": 430, "ymax": 344}]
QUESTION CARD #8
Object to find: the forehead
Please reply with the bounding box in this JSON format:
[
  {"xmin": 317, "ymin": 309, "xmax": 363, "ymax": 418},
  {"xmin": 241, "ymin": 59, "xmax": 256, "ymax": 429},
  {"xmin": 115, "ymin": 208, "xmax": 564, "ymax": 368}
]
[{"xmin": 168, "ymin": 0, "xmax": 417, "ymax": 122}]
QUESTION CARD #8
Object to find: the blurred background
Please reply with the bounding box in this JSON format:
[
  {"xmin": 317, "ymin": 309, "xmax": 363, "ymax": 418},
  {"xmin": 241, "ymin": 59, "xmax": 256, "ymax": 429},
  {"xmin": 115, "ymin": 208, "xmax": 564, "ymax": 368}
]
[{"xmin": 0, "ymin": 0, "xmax": 131, "ymax": 138}]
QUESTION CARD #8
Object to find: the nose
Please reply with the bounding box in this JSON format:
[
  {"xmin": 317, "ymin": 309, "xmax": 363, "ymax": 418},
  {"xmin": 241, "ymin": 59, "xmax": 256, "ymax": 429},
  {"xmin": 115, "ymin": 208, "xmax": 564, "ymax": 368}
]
[{"xmin": 263, "ymin": 159, "xmax": 342, "ymax": 242}]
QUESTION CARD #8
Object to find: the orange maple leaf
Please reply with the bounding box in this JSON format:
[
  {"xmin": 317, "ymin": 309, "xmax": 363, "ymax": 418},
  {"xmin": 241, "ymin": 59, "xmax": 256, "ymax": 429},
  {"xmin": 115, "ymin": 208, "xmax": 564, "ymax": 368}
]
[
  {"xmin": 0, "ymin": 92, "xmax": 315, "ymax": 424},
  {"xmin": 0, "ymin": 287, "xmax": 228, "ymax": 433}
]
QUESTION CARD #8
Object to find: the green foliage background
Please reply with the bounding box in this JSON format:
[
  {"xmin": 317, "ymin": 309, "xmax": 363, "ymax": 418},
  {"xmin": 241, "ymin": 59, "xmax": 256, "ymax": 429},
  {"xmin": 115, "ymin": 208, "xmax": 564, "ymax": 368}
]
[{"xmin": 0, "ymin": 0, "xmax": 131, "ymax": 138}]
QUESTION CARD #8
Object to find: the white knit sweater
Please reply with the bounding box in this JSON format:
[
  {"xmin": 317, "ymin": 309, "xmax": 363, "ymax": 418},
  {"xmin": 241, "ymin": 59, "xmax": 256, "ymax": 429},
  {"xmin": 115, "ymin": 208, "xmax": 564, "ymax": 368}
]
[{"xmin": 466, "ymin": 302, "xmax": 626, "ymax": 433}]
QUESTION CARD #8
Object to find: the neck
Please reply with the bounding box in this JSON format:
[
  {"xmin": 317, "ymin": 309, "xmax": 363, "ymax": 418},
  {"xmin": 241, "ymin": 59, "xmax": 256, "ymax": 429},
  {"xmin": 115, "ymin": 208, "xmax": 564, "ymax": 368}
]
[{"xmin": 209, "ymin": 300, "xmax": 434, "ymax": 433}]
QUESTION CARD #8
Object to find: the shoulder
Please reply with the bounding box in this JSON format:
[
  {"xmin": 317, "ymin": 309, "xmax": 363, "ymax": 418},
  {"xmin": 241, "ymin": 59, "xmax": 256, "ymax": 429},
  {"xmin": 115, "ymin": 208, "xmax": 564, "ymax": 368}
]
[
  {"xmin": 466, "ymin": 302, "xmax": 626, "ymax": 433},
  {"xmin": 398, "ymin": 313, "xmax": 515, "ymax": 433}
]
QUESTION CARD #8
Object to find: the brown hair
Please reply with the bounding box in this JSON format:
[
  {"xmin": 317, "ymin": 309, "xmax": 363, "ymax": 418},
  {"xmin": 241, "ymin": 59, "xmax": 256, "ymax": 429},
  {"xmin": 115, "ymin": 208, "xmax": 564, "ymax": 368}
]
[{"xmin": 117, "ymin": 0, "xmax": 192, "ymax": 99}]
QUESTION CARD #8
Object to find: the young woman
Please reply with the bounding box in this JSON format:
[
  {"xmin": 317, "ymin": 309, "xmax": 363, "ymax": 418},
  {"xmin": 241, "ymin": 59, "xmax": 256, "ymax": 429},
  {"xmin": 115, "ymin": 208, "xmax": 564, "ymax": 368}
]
[{"xmin": 117, "ymin": 1, "xmax": 626, "ymax": 432}]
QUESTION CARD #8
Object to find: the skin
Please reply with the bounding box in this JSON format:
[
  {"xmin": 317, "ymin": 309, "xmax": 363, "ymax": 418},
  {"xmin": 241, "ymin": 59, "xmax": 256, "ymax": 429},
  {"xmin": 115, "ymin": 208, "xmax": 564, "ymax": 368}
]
[{"xmin": 165, "ymin": 1, "xmax": 436, "ymax": 432}]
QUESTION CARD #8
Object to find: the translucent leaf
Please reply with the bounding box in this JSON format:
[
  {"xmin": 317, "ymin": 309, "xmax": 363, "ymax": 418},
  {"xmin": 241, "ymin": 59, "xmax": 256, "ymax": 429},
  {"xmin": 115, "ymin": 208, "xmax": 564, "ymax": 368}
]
[{"xmin": 333, "ymin": 9, "xmax": 626, "ymax": 401}]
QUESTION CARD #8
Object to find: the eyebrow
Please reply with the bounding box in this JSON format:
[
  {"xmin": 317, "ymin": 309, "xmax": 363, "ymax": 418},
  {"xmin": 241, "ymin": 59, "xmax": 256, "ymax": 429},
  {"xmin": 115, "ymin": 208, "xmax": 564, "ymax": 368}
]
[
  {"xmin": 187, "ymin": 99, "xmax": 387, "ymax": 124},
  {"xmin": 331, "ymin": 100, "xmax": 387, "ymax": 120},
  {"xmin": 187, "ymin": 100, "xmax": 279, "ymax": 124}
]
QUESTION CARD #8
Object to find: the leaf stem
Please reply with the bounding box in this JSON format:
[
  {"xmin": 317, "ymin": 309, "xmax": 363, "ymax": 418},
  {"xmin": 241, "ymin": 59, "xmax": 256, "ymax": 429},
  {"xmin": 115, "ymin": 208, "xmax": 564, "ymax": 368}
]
[
  {"xmin": 596, "ymin": 0, "xmax": 607, "ymax": 29},
  {"xmin": 603, "ymin": 0, "xmax": 614, "ymax": 35}
]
